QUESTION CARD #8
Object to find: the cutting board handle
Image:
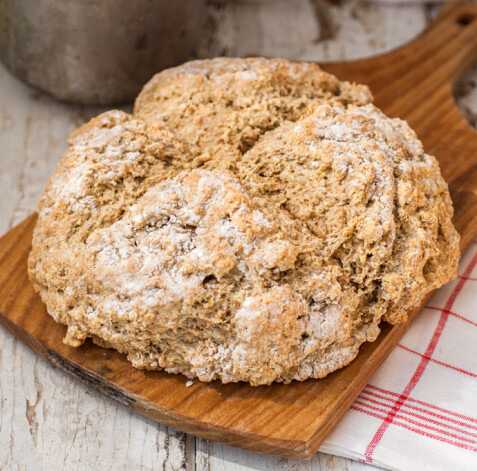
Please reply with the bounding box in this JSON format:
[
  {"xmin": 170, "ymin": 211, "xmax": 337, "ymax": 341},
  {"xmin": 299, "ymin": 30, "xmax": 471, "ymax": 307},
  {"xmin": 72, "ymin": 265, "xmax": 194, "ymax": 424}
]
[
  {"xmin": 423, "ymin": 1, "xmax": 477, "ymax": 85},
  {"xmin": 322, "ymin": 1, "xmax": 477, "ymax": 105}
]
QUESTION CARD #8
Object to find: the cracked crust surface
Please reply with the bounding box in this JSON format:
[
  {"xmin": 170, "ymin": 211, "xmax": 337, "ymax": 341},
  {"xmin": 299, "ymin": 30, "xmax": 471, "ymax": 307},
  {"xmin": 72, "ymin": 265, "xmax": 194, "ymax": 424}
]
[
  {"xmin": 134, "ymin": 57, "xmax": 372, "ymax": 169},
  {"xmin": 28, "ymin": 58, "xmax": 459, "ymax": 385}
]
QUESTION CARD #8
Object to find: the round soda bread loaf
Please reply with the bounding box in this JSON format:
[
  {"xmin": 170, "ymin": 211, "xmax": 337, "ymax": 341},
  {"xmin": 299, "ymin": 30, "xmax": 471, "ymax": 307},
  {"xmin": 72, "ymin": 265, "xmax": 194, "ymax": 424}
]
[{"xmin": 28, "ymin": 58, "xmax": 460, "ymax": 385}]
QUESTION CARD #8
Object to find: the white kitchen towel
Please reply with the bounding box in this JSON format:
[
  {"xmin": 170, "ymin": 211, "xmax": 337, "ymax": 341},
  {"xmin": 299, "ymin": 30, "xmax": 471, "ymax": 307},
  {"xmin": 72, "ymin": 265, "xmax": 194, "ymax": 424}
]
[{"xmin": 320, "ymin": 240, "xmax": 477, "ymax": 471}]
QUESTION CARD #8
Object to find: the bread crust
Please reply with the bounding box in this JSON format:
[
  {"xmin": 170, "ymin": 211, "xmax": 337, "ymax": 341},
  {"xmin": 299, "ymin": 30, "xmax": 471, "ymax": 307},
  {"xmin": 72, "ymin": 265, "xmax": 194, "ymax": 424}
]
[{"xmin": 28, "ymin": 59, "xmax": 459, "ymax": 385}]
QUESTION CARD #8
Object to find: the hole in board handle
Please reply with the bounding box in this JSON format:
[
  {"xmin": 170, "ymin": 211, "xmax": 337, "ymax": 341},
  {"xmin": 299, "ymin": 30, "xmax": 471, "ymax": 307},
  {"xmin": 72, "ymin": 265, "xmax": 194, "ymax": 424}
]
[{"xmin": 457, "ymin": 13, "xmax": 475, "ymax": 26}]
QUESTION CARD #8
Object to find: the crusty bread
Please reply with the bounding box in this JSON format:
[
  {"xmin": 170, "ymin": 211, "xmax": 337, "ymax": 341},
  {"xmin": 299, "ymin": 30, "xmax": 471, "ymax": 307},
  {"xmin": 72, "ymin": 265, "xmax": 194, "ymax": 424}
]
[{"xmin": 28, "ymin": 58, "xmax": 459, "ymax": 385}]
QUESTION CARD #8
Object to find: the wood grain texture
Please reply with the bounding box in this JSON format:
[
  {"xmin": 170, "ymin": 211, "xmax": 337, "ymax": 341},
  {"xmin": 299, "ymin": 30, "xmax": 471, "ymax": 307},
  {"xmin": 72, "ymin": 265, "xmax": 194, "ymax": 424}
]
[{"xmin": 1, "ymin": 1, "xmax": 477, "ymax": 463}]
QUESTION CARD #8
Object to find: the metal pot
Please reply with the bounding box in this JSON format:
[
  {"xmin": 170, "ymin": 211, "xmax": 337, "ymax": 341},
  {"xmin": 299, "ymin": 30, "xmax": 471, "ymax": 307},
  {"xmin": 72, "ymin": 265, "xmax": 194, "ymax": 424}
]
[{"xmin": 0, "ymin": 0, "xmax": 206, "ymax": 105}]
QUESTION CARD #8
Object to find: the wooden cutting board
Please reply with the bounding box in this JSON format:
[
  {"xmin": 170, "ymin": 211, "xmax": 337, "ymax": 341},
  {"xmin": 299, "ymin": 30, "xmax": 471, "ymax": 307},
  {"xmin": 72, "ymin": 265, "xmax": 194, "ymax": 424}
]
[{"xmin": 1, "ymin": 1, "xmax": 477, "ymax": 460}]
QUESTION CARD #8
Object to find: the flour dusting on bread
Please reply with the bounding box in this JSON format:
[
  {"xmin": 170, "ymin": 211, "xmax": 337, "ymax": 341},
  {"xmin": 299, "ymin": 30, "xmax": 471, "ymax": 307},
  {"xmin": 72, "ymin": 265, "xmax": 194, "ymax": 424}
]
[{"xmin": 28, "ymin": 58, "xmax": 459, "ymax": 385}]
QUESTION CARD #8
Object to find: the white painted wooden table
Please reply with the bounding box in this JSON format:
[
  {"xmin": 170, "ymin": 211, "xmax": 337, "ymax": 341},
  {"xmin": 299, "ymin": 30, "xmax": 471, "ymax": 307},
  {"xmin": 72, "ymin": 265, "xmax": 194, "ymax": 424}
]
[{"xmin": 1, "ymin": 1, "xmax": 476, "ymax": 470}]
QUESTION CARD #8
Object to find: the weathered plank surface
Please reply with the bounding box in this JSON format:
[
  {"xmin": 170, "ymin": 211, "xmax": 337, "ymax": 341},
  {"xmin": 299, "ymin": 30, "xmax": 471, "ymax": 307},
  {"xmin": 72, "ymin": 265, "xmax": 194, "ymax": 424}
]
[{"xmin": 1, "ymin": 0, "xmax": 475, "ymax": 469}]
